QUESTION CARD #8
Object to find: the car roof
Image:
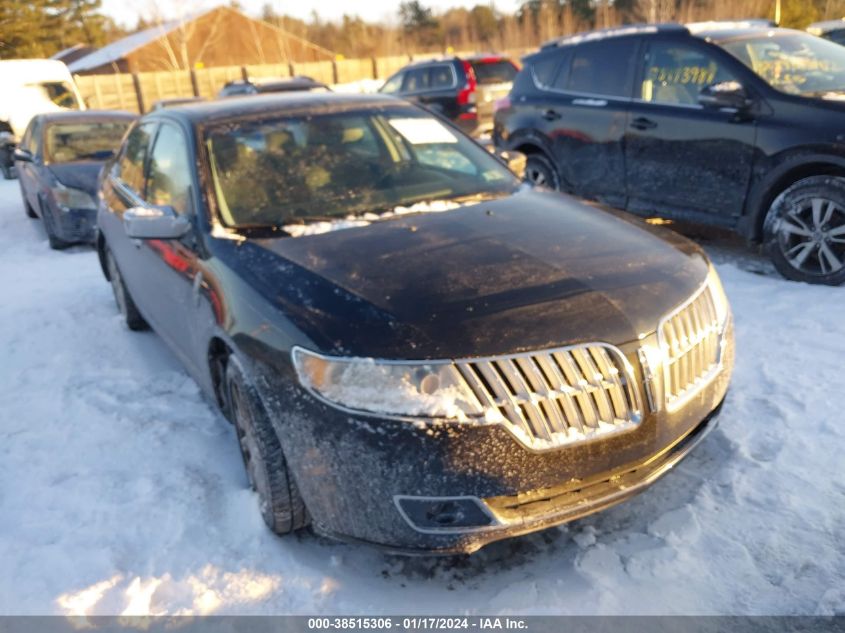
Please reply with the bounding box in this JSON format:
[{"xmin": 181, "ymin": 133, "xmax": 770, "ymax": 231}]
[
  {"xmin": 807, "ymin": 18, "xmax": 845, "ymax": 34},
  {"xmin": 255, "ymin": 77, "xmax": 329, "ymax": 91},
  {"xmin": 690, "ymin": 24, "xmax": 806, "ymax": 42},
  {"xmin": 37, "ymin": 110, "xmax": 137, "ymax": 124},
  {"xmin": 147, "ymin": 92, "xmax": 410, "ymax": 126},
  {"xmin": 540, "ymin": 23, "xmax": 687, "ymax": 50}
]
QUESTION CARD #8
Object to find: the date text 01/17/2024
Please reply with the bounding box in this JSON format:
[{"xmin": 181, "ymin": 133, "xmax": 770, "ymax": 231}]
[{"xmin": 307, "ymin": 617, "xmax": 529, "ymax": 630}]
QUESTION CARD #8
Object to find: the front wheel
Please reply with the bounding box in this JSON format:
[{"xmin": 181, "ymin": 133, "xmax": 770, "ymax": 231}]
[
  {"xmin": 226, "ymin": 356, "xmax": 309, "ymax": 535},
  {"xmin": 764, "ymin": 175, "xmax": 845, "ymax": 285},
  {"xmin": 524, "ymin": 153, "xmax": 560, "ymax": 191},
  {"xmin": 105, "ymin": 247, "xmax": 148, "ymax": 330}
]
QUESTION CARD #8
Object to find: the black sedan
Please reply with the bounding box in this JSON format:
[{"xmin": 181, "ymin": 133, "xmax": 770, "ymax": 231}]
[
  {"xmin": 96, "ymin": 93, "xmax": 733, "ymax": 554},
  {"xmin": 16, "ymin": 110, "xmax": 135, "ymax": 248}
]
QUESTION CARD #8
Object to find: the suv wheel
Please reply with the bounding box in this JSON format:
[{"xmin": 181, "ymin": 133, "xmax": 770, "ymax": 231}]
[
  {"xmin": 524, "ymin": 153, "xmax": 560, "ymax": 190},
  {"xmin": 226, "ymin": 355, "xmax": 309, "ymax": 535},
  {"xmin": 764, "ymin": 176, "xmax": 845, "ymax": 285}
]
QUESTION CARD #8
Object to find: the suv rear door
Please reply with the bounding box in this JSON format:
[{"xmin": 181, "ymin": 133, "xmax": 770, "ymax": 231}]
[
  {"xmin": 624, "ymin": 37, "xmax": 757, "ymax": 223},
  {"xmin": 543, "ymin": 37, "xmax": 639, "ymax": 207},
  {"xmin": 400, "ymin": 63, "xmax": 461, "ymax": 121}
]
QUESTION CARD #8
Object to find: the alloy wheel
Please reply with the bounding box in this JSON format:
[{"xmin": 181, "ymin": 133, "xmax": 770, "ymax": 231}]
[
  {"xmin": 525, "ymin": 166, "xmax": 547, "ymax": 187},
  {"xmin": 778, "ymin": 197, "xmax": 845, "ymax": 276},
  {"xmin": 230, "ymin": 382, "xmax": 273, "ymax": 523}
]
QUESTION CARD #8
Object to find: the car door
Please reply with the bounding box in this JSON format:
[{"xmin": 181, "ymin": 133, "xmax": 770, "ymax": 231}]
[
  {"xmin": 100, "ymin": 121, "xmax": 157, "ymax": 316},
  {"xmin": 17, "ymin": 117, "xmax": 43, "ymax": 214},
  {"xmin": 624, "ymin": 38, "xmax": 757, "ymax": 222},
  {"xmin": 423, "ymin": 63, "xmax": 460, "ymax": 121},
  {"xmin": 398, "ymin": 66, "xmax": 433, "ymax": 110},
  {"xmin": 130, "ymin": 121, "xmax": 203, "ymax": 369},
  {"xmin": 544, "ymin": 37, "xmax": 639, "ymax": 207}
]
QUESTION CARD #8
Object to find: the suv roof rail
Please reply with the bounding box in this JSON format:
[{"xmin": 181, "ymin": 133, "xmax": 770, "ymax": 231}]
[
  {"xmin": 541, "ymin": 23, "xmax": 687, "ymax": 49},
  {"xmin": 686, "ymin": 19, "xmax": 777, "ymax": 32},
  {"xmin": 407, "ymin": 55, "xmax": 460, "ymax": 65}
]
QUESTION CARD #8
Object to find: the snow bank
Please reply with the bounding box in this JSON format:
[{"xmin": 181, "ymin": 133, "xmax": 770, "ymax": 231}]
[{"xmin": 0, "ymin": 179, "xmax": 842, "ymax": 616}]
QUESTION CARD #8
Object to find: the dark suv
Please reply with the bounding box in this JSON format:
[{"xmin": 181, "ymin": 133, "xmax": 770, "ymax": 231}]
[
  {"xmin": 380, "ymin": 55, "xmax": 519, "ymax": 136},
  {"xmin": 495, "ymin": 23, "xmax": 845, "ymax": 285}
]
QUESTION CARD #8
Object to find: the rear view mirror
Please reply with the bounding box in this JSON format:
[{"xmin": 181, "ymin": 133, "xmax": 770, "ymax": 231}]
[
  {"xmin": 124, "ymin": 205, "xmax": 190, "ymax": 240},
  {"xmin": 698, "ymin": 81, "xmax": 752, "ymax": 111},
  {"xmin": 13, "ymin": 148, "xmax": 32, "ymax": 163}
]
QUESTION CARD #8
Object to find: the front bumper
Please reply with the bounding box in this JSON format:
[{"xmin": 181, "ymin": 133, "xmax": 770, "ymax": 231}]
[
  {"xmin": 51, "ymin": 205, "xmax": 97, "ymax": 243},
  {"xmin": 259, "ymin": 322, "xmax": 734, "ymax": 555}
]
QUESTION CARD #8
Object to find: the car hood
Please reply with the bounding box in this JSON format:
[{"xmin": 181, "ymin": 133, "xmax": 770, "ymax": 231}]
[
  {"xmin": 47, "ymin": 162, "xmax": 103, "ymax": 196},
  {"xmin": 220, "ymin": 189, "xmax": 710, "ymax": 359}
]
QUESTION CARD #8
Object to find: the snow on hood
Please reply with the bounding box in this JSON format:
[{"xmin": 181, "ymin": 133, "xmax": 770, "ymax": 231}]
[{"xmin": 281, "ymin": 199, "xmax": 463, "ymax": 237}]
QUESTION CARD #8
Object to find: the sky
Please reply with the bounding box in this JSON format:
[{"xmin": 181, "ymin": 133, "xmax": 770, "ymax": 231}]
[{"xmin": 100, "ymin": 0, "xmax": 522, "ymax": 28}]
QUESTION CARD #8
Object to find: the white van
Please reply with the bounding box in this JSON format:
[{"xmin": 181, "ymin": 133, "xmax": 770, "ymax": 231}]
[{"xmin": 0, "ymin": 59, "xmax": 86, "ymax": 138}]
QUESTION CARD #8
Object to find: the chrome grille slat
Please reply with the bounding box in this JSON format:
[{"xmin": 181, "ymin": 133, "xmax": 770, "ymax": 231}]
[
  {"xmin": 658, "ymin": 282, "xmax": 724, "ymax": 412},
  {"xmin": 455, "ymin": 343, "xmax": 642, "ymax": 450}
]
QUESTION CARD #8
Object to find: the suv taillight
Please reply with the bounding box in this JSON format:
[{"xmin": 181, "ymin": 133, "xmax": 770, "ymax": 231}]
[{"xmin": 457, "ymin": 60, "xmax": 478, "ymax": 120}]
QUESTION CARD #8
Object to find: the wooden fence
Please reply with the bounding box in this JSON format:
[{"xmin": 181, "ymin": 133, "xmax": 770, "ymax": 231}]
[{"xmin": 73, "ymin": 50, "xmax": 530, "ymax": 113}]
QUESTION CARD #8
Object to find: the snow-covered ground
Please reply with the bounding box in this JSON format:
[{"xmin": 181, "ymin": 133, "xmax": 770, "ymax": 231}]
[{"xmin": 0, "ymin": 177, "xmax": 843, "ymax": 616}]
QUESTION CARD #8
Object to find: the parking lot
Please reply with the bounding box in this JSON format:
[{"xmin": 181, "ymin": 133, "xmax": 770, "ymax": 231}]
[{"xmin": 0, "ymin": 176, "xmax": 843, "ymax": 616}]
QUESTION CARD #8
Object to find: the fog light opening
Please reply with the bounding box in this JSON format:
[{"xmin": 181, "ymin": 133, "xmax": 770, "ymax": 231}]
[{"xmin": 395, "ymin": 495, "xmax": 497, "ymax": 533}]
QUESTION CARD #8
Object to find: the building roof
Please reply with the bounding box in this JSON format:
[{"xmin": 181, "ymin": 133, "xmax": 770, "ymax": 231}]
[
  {"xmin": 66, "ymin": 6, "xmax": 336, "ymax": 74},
  {"xmin": 67, "ymin": 10, "xmax": 209, "ymax": 73}
]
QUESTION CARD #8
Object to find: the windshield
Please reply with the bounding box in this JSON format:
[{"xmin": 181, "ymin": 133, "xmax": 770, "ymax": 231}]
[
  {"xmin": 29, "ymin": 82, "xmax": 81, "ymax": 109},
  {"xmin": 45, "ymin": 121, "xmax": 131, "ymax": 163},
  {"xmin": 719, "ymin": 31, "xmax": 845, "ymax": 96},
  {"xmin": 206, "ymin": 108, "xmax": 519, "ymax": 230},
  {"xmin": 470, "ymin": 59, "xmax": 518, "ymax": 85}
]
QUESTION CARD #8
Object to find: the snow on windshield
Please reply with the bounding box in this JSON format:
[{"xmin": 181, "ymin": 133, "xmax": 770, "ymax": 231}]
[{"xmin": 281, "ymin": 199, "xmax": 463, "ymax": 237}]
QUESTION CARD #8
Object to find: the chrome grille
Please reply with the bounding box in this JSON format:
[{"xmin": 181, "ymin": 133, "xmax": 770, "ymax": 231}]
[
  {"xmin": 658, "ymin": 282, "xmax": 723, "ymax": 412},
  {"xmin": 455, "ymin": 344, "xmax": 642, "ymax": 450}
]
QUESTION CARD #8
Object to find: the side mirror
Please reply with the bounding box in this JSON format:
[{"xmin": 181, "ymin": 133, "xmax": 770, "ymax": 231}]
[
  {"xmin": 124, "ymin": 205, "xmax": 191, "ymax": 240},
  {"xmin": 698, "ymin": 81, "xmax": 752, "ymax": 111},
  {"xmin": 13, "ymin": 148, "xmax": 32, "ymax": 163},
  {"xmin": 497, "ymin": 149, "xmax": 527, "ymax": 180}
]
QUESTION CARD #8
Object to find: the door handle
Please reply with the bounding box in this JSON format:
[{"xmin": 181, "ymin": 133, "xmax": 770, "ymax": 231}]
[
  {"xmin": 630, "ymin": 117, "xmax": 658, "ymax": 131},
  {"xmin": 542, "ymin": 109, "xmax": 561, "ymax": 121}
]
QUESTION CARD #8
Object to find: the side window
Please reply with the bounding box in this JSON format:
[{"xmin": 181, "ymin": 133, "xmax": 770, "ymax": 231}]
[
  {"xmin": 380, "ymin": 72, "xmax": 404, "ymax": 94},
  {"xmin": 640, "ymin": 42, "xmax": 737, "ymax": 106},
  {"xmin": 566, "ymin": 39, "xmax": 638, "ymax": 98},
  {"xmin": 146, "ymin": 123, "xmax": 192, "ymax": 214},
  {"xmin": 531, "ymin": 52, "xmax": 567, "ymax": 89},
  {"xmin": 117, "ymin": 123, "xmax": 155, "ymax": 194},
  {"xmin": 23, "ymin": 119, "xmax": 40, "ymax": 154},
  {"xmin": 403, "ymin": 67, "xmax": 430, "ymax": 93},
  {"xmin": 429, "ymin": 64, "xmax": 454, "ymax": 89}
]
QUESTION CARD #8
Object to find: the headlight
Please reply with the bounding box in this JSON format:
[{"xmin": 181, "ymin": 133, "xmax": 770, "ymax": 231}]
[
  {"xmin": 51, "ymin": 184, "xmax": 97, "ymax": 211},
  {"xmin": 291, "ymin": 347, "xmax": 484, "ymax": 420},
  {"xmin": 707, "ymin": 264, "xmax": 730, "ymax": 327}
]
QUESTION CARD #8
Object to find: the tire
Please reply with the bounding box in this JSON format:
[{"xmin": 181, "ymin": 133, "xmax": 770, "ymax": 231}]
[
  {"xmin": 21, "ymin": 189, "xmax": 37, "ymax": 219},
  {"xmin": 764, "ymin": 175, "xmax": 845, "ymax": 285},
  {"xmin": 524, "ymin": 153, "xmax": 560, "ymax": 190},
  {"xmin": 105, "ymin": 247, "xmax": 148, "ymax": 330},
  {"xmin": 226, "ymin": 355, "xmax": 309, "ymax": 535},
  {"xmin": 41, "ymin": 204, "xmax": 70, "ymax": 250}
]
